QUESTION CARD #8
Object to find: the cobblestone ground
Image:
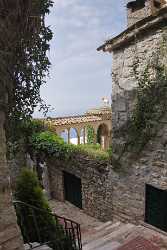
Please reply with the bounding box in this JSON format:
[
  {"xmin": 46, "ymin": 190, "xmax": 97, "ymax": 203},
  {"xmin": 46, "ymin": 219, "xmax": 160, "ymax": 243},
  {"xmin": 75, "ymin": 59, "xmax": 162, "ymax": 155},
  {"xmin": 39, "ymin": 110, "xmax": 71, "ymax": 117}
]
[{"xmin": 49, "ymin": 200, "xmax": 103, "ymax": 235}]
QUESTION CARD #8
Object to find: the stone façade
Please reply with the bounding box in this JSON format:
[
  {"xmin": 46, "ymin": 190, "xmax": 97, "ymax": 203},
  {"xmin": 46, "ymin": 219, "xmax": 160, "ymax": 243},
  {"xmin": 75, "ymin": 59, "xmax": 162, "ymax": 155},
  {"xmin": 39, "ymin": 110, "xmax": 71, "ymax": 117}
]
[
  {"xmin": 0, "ymin": 109, "xmax": 24, "ymax": 249},
  {"xmin": 96, "ymin": 3, "xmax": 167, "ymax": 225},
  {"xmin": 98, "ymin": 6, "xmax": 167, "ymax": 164},
  {"xmin": 46, "ymin": 155, "xmax": 113, "ymax": 222}
]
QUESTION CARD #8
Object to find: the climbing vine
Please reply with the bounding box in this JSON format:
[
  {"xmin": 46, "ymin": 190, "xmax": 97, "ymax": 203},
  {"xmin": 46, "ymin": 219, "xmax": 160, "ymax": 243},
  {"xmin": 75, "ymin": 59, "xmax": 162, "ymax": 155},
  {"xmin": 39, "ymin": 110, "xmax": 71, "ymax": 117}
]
[
  {"xmin": 127, "ymin": 34, "xmax": 167, "ymax": 152},
  {"xmin": 86, "ymin": 125, "xmax": 95, "ymax": 144}
]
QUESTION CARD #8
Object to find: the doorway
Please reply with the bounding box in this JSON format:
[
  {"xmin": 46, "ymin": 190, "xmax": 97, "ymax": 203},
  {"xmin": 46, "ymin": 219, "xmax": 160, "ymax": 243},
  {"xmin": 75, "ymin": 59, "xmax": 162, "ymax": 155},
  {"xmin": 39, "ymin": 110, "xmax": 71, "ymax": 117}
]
[
  {"xmin": 145, "ymin": 184, "xmax": 167, "ymax": 232},
  {"xmin": 63, "ymin": 171, "xmax": 82, "ymax": 209}
]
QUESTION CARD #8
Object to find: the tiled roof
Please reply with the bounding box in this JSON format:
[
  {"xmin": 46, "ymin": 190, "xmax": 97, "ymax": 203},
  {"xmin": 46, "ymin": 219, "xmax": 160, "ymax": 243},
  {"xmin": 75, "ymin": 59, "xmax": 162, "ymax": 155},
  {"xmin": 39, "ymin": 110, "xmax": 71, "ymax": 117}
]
[{"xmin": 43, "ymin": 115, "xmax": 103, "ymax": 127}]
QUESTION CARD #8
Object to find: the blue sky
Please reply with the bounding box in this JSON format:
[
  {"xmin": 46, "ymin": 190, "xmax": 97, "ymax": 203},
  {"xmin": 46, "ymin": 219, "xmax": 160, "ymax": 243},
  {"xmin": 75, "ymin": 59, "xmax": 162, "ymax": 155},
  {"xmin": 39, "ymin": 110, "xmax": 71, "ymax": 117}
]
[{"xmin": 39, "ymin": 0, "xmax": 127, "ymax": 117}]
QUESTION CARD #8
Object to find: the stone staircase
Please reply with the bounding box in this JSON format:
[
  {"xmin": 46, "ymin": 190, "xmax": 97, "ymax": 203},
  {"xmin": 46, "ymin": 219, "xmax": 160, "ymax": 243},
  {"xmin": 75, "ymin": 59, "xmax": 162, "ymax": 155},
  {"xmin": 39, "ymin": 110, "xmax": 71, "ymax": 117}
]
[
  {"xmin": 24, "ymin": 221, "xmax": 167, "ymax": 250},
  {"xmin": 82, "ymin": 221, "xmax": 167, "ymax": 250},
  {"xmin": 82, "ymin": 221, "xmax": 131, "ymax": 250}
]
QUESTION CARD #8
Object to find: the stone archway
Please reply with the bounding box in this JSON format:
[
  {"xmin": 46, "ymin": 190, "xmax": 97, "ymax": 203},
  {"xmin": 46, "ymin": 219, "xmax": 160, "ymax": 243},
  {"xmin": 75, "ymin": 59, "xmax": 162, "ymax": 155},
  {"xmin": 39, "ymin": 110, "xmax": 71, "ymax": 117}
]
[
  {"xmin": 97, "ymin": 123, "xmax": 109, "ymax": 150},
  {"xmin": 80, "ymin": 127, "xmax": 86, "ymax": 144},
  {"xmin": 60, "ymin": 129, "xmax": 69, "ymax": 143},
  {"xmin": 69, "ymin": 128, "xmax": 80, "ymax": 145}
]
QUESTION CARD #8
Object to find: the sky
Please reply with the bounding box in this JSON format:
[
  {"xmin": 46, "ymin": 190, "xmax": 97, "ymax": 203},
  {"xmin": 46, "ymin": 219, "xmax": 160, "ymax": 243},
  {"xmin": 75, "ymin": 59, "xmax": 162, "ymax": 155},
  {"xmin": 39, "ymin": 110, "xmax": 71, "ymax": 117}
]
[{"xmin": 39, "ymin": 0, "xmax": 127, "ymax": 117}]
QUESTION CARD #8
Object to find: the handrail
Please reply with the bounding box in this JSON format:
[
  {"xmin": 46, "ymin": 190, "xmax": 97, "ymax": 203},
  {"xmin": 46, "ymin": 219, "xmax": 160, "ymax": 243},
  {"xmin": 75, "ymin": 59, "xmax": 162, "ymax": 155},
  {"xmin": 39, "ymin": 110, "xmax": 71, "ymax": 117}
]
[
  {"xmin": 13, "ymin": 200, "xmax": 82, "ymax": 250},
  {"xmin": 13, "ymin": 200, "xmax": 80, "ymax": 228}
]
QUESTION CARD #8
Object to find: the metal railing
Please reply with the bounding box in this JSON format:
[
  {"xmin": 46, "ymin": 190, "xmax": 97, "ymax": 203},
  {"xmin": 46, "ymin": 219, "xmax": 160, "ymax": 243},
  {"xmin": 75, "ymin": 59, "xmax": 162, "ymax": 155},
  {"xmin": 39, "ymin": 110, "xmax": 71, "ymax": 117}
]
[{"xmin": 13, "ymin": 201, "xmax": 82, "ymax": 250}]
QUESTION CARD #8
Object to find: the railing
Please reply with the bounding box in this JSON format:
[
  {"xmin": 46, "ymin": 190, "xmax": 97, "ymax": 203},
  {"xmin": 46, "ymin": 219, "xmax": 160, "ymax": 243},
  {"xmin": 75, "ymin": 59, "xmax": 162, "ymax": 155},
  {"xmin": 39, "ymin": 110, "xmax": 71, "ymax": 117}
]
[{"xmin": 13, "ymin": 201, "xmax": 82, "ymax": 250}]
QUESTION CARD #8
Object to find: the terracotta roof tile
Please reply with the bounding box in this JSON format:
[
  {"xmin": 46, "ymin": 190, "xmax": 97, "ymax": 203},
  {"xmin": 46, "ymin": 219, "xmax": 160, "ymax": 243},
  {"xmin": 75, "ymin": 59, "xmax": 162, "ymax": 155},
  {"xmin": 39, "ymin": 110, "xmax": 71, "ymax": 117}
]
[{"xmin": 44, "ymin": 115, "xmax": 103, "ymax": 127}]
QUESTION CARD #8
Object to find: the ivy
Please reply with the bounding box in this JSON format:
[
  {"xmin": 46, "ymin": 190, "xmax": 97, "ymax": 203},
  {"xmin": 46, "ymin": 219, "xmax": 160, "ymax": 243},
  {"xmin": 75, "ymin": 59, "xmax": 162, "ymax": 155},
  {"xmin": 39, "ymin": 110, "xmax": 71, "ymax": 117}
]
[
  {"xmin": 127, "ymin": 36, "xmax": 167, "ymax": 152},
  {"xmin": 31, "ymin": 131, "xmax": 74, "ymax": 160},
  {"xmin": 86, "ymin": 125, "xmax": 95, "ymax": 144},
  {"xmin": 31, "ymin": 130, "xmax": 110, "ymax": 162}
]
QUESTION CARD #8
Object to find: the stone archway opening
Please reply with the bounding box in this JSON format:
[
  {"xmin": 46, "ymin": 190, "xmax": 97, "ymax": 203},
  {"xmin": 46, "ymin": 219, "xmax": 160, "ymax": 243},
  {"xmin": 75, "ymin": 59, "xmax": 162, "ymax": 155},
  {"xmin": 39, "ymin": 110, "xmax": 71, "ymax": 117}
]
[
  {"xmin": 97, "ymin": 123, "xmax": 109, "ymax": 150},
  {"xmin": 60, "ymin": 129, "xmax": 68, "ymax": 143},
  {"xmin": 70, "ymin": 128, "xmax": 79, "ymax": 145},
  {"xmin": 80, "ymin": 128, "xmax": 86, "ymax": 144}
]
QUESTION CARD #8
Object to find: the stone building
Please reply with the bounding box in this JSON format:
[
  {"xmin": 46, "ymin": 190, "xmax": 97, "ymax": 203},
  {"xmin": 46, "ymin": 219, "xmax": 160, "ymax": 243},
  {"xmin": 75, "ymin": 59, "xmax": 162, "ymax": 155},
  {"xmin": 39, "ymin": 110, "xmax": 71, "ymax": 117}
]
[
  {"xmin": 0, "ymin": 2, "xmax": 24, "ymax": 249},
  {"xmin": 127, "ymin": 0, "xmax": 167, "ymax": 26},
  {"xmin": 98, "ymin": 0, "xmax": 167, "ymax": 164},
  {"xmin": 0, "ymin": 79, "xmax": 24, "ymax": 250},
  {"xmin": 97, "ymin": 1, "xmax": 167, "ymax": 231},
  {"xmin": 43, "ymin": 105, "xmax": 112, "ymax": 150},
  {"xmin": 47, "ymin": 155, "xmax": 112, "ymax": 222}
]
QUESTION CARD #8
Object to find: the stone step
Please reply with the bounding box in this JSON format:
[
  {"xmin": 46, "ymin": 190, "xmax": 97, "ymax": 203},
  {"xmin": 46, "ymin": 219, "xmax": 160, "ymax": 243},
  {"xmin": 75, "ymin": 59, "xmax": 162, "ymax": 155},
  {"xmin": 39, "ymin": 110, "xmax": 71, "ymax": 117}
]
[
  {"xmin": 24, "ymin": 243, "xmax": 52, "ymax": 250},
  {"xmin": 83, "ymin": 223, "xmax": 135, "ymax": 250},
  {"xmin": 95, "ymin": 241, "xmax": 121, "ymax": 250},
  {"xmin": 82, "ymin": 222, "xmax": 122, "ymax": 245},
  {"xmin": 94, "ymin": 221, "xmax": 113, "ymax": 231}
]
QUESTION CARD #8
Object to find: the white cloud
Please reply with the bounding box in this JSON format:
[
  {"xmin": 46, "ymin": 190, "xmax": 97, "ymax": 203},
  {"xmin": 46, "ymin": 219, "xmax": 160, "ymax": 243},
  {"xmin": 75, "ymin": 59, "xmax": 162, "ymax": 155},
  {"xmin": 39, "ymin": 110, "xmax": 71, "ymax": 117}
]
[{"xmin": 38, "ymin": 0, "xmax": 126, "ymax": 117}]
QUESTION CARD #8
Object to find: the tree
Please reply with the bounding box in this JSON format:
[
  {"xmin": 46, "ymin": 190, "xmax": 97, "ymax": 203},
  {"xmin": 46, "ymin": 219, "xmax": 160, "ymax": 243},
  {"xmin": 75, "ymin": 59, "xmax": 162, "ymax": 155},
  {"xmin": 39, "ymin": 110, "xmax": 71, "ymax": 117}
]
[{"xmin": 0, "ymin": 0, "xmax": 53, "ymax": 142}]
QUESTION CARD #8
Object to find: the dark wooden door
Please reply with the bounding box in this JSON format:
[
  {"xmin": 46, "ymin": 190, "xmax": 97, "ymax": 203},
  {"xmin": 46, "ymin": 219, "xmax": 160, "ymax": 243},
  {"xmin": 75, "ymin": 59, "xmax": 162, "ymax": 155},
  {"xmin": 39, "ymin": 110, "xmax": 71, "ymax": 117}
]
[
  {"xmin": 63, "ymin": 172, "xmax": 82, "ymax": 209},
  {"xmin": 145, "ymin": 184, "xmax": 167, "ymax": 232}
]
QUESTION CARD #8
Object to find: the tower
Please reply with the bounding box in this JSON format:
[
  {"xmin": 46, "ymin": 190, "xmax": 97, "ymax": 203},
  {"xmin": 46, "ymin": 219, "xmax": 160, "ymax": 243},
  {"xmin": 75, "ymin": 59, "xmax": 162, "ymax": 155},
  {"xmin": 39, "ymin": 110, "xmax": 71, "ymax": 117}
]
[{"xmin": 127, "ymin": 0, "xmax": 167, "ymax": 26}]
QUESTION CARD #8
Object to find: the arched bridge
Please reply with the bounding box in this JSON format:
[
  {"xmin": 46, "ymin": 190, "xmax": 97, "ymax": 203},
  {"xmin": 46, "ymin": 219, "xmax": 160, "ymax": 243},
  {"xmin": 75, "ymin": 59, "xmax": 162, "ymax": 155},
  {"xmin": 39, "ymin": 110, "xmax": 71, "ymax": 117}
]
[{"xmin": 43, "ymin": 107, "xmax": 112, "ymax": 150}]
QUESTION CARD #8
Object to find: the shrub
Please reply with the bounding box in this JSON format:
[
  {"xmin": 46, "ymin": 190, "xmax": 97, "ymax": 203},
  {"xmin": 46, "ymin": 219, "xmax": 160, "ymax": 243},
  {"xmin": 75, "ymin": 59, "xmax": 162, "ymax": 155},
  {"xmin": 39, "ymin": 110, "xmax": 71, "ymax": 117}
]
[
  {"xmin": 15, "ymin": 169, "xmax": 74, "ymax": 249},
  {"xmin": 31, "ymin": 131, "xmax": 110, "ymax": 161}
]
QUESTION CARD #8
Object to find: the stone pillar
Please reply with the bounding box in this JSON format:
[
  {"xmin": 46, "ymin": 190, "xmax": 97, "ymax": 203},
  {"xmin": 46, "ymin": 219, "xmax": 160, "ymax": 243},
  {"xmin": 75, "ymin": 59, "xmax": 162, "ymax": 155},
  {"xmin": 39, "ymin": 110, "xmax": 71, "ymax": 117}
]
[
  {"xmin": 83, "ymin": 128, "xmax": 86, "ymax": 144},
  {"xmin": 67, "ymin": 129, "xmax": 70, "ymax": 144},
  {"xmin": 0, "ymin": 110, "xmax": 24, "ymax": 250},
  {"xmin": 77, "ymin": 134, "xmax": 80, "ymax": 145}
]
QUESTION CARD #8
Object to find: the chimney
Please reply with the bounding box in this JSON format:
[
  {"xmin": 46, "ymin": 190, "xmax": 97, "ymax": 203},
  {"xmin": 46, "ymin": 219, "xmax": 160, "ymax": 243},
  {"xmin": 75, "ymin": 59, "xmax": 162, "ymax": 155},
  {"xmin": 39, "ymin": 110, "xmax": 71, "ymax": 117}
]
[{"xmin": 127, "ymin": 0, "xmax": 166, "ymax": 27}]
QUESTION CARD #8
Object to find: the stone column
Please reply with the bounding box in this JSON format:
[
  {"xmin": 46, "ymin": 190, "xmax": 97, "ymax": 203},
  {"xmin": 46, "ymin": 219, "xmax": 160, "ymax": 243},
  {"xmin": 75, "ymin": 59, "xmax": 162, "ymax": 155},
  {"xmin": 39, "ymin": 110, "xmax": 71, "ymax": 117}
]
[
  {"xmin": 67, "ymin": 129, "xmax": 70, "ymax": 144},
  {"xmin": 83, "ymin": 128, "xmax": 86, "ymax": 144},
  {"xmin": 77, "ymin": 134, "xmax": 80, "ymax": 145},
  {"xmin": 0, "ymin": 106, "xmax": 24, "ymax": 249}
]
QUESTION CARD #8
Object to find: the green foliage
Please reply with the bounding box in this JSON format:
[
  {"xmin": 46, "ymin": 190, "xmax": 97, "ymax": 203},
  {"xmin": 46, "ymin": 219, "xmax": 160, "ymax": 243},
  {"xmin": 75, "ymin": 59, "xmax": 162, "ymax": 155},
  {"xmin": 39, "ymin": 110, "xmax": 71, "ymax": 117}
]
[
  {"xmin": 128, "ymin": 38, "xmax": 167, "ymax": 152},
  {"xmin": 15, "ymin": 169, "xmax": 74, "ymax": 249},
  {"xmin": 86, "ymin": 126, "xmax": 95, "ymax": 144},
  {"xmin": 107, "ymin": 146, "xmax": 112, "ymax": 158},
  {"xmin": 4, "ymin": 0, "xmax": 53, "ymax": 141},
  {"xmin": 8, "ymin": 119, "xmax": 45, "ymax": 156},
  {"xmin": 76, "ymin": 143, "xmax": 110, "ymax": 161},
  {"xmin": 32, "ymin": 131, "xmax": 74, "ymax": 159},
  {"xmin": 31, "ymin": 131, "xmax": 110, "ymax": 161}
]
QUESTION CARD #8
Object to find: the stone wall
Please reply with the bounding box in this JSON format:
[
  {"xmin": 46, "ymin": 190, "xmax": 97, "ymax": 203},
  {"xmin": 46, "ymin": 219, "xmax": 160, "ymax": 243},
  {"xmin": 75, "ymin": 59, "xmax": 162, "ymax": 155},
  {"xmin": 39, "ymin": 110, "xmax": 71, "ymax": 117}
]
[
  {"xmin": 112, "ymin": 26, "xmax": 166, "ymax": 162},
  {"xmin": 111, "ymin": 113, "xmax": 167, "ymax": 224},
  {"xmin": 47, "ymin": 155, "xmax": 113, "ymax": 222},
  {"xmin": 127, "ymin": 0, "xmax": 152, "ymax": 27},
  {"xmin": 0, "ymin": 110, "xmax": 24, "ymax": 250},
  {"xmin": 127, "ymin": 0, "xmax": 164, "ymax": 27},
  {"xmin": 46, "ymin": 126, "xmax": 167, "ymax": 226}
]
